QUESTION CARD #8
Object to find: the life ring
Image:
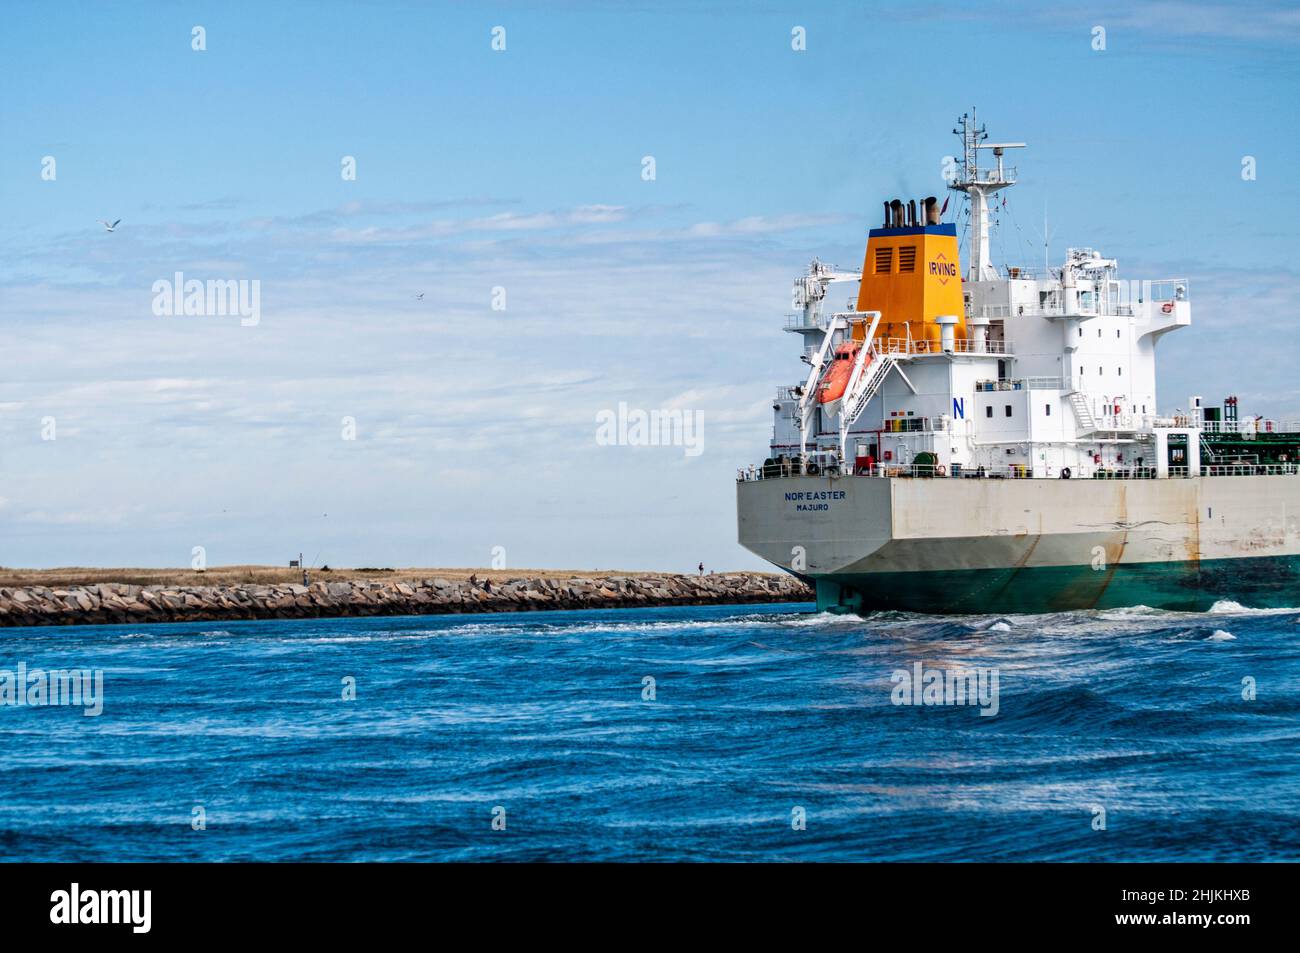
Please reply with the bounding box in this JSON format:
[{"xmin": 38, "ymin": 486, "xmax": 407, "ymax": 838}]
[
  {"xmin": 1061, "ymin": 467, "xmax": 1072, "ymax": 479},
  {"xmin": 806, "ymin": 462, "xmax": 820, "ymax": 475},
  {"xmin": 1161, "ymin": 302, "xmax": 1174, "ymax": 314}
]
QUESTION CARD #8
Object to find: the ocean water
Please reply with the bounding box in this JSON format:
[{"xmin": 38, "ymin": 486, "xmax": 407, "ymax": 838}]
[{"xmin": 1, "ymin": 601, "xmax": 1298, "ymax": 862}]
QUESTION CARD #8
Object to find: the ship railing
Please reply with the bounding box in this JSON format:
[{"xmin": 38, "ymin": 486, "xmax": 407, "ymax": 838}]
[
  {"xmin": 1148, "ymin": 279, "xmax": 1190, "ymax": 303},
  {"xmin": 866, "ymin": 464, "xmax": 1156, "ymax": 479},
  {"xmin": 737, "ymin": 459, "xmax": 845, "ymax": 481},
  {"xmin": 741, "ymin": 462, "xmax": 1199, "ymax": 482},
  {"xmin": 881, "ymin": 416, "xmax": 932, "ymax": 433},
  {"xmin": 971, "ymin": 304, "xmax": 1069, "ymax": 318},
  {"xmin": 1093, "ymin": 467, "xmax": 1161, "ymax": 479},
  {"xmin": 976, "ymin": 376, "xmax": 1063, "ymax": 392},
  {"xmin": 1091, "ymin": 413, "xmax": 1144, "ymax": 432},
  {"xmin": 1202, "ymin": 419, "xmax": 1300, "ymax": 436},
  {"xmin": 739, "ymin": 459, "xmax": 1300, "ymax": 483},
  {"xmin": 967, "ymin": 303, "xmax": 1137, "ymax": 319},
  {"xmin": 954, "ymin": 337, "xmax": 1013, "ymax": 355},
  {"xmin": 785, "ymin": 313, "xmax": 825, "ymax": 331},
  {"xmin": 977, "ymin": 166, "xmax": 1017, "ymax": 184},
  {"xmin": 1201, "ymin": 463, "xmax": 1300, "ymax": 477},
  {"xmin": 874, "ymin": 337, "xmax": 1013, "ymax": 356},
  {"xmin": 886, "ymin": 464, "xmax": 1035, "ymax": 479},
  {"xmin": 1022, "ymin": 376, "xmax": 1064, "ymax": 390}
]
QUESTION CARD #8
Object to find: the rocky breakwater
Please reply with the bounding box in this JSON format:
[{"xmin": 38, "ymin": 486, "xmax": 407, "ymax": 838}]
[{"xmin": 0, "ymin": 573, "xmax": 813, "ymax": 627}]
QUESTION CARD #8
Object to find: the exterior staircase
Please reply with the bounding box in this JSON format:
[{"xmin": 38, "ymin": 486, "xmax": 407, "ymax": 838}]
[
  {"xmin": 1068, "ymin": 390, "xmax": 1097, "ymax": 434},
  {"xmin": 1199, "ymin": 432, "xmax": 1217, "ymax": 465},
  {"xmin": 840, "ymin": 348, "xmax": 896, "ymax": 431}
]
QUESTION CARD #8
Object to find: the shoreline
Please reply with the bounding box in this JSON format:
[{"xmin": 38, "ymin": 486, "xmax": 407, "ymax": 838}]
[{"xmin": 0, "ymin": 572, "xmax": 812, "ymax": 628}]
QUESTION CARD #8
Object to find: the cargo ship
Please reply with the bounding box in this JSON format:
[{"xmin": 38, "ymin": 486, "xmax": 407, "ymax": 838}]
[{"xmin": 736, "ymin": 112, "xmax": 1300, "ymax": 614}]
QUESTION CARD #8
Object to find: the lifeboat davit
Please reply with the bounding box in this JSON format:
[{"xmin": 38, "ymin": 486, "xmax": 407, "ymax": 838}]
[{"xmin": 817, "ymin": 339, "xmax": 869, "ymax": 418}]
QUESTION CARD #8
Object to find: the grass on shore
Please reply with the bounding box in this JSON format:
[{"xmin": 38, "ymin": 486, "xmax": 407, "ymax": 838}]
[{"xmin": 0, "ymin": 565, "xmax": 761, "ymax": 588}]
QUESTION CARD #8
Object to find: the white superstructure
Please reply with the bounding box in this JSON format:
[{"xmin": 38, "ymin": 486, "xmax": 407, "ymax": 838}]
[
  {"xmin": 737, "ymin": 113, "xmax": 1300, "ymax": 615},
  {"xmin": 761, "ymin": 115, "xmax": 1199, "ymax": 483}
]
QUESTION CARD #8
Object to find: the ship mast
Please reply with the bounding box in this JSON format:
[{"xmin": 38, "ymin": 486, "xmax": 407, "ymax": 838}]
[{"xmin": 948, "ymin": 110, "xmax": 1024, "ymax": 282}]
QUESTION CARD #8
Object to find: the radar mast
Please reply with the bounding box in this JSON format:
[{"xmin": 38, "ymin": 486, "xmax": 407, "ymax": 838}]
[{"xmin": 948, "ymin": 109, "xmax": 1024, "ymax": 282}]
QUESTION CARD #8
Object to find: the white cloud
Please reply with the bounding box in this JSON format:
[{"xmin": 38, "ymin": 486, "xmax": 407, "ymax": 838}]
[
  {"xmin": 0, "ymin": 198, "xmax": 827, "ymax": 570},
  {"xmin": 687, "ymin": 214, "xmax": 851, "ymax": 237}
]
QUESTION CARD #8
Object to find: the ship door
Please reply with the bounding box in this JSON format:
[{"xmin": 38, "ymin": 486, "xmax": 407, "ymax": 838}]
[
  {"xmin": 1167, "ymin": 433, "xmax": 1188, "ymax": 472},
  {"xmin": 997, "ymin": 359, "xmax": 1007, "ymax": 381}
]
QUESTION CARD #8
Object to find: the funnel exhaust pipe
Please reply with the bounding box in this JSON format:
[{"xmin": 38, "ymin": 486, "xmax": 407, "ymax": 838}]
[
  {"xmin": 936, "ymin": 315, "xmax": 959, "ymax": 353},
  {"xmin": 924, "ymin": 196, "xmax": 941, "ymax": 225}
]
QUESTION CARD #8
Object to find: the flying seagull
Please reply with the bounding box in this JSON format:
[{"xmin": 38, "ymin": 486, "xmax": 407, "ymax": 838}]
[
  {"xmin": 414, "ymin": 292, "xmax": 425, "ymax": 300},
  {"xmin": 98, "ymin": 219, "xmax": 121, "ymax": 232}
]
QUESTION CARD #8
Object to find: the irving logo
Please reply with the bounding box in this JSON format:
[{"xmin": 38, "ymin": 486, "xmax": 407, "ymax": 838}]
[{"xmin": 928, "ymin": 253, "xmax": 958, "ymax": 284}]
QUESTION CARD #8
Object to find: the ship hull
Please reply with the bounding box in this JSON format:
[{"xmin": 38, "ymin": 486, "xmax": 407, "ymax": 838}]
[{"xmin": 737, "ymin": 474, "xmax": 1300, "ymax": 614}]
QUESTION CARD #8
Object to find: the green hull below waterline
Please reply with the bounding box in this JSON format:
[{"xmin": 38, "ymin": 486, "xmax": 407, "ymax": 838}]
[{"xmin": 814, "ymin": 556, "xmax": 1300, "ymax": 614}]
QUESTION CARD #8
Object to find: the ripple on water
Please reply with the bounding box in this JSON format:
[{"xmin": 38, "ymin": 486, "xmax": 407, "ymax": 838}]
[{"xmin": 0, "ymin": 601, "xmax": 1297, "ymax": 861}]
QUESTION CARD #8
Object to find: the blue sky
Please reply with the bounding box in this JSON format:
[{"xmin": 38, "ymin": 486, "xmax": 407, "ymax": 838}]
[{"xmin": 2, "ymin": 0, "xmax": 1298, "ymax": 571}]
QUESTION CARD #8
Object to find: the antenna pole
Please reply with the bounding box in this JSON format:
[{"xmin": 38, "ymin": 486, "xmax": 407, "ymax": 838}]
[{"xmin": 948, "ymin": 111, "xmax": 1024, "ymax": 283}]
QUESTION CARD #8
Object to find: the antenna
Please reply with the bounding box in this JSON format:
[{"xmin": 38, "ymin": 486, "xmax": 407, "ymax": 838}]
[
  {"xmin": 949, "ymin": 110, "xmax": 1025, "ymax": 282},
  {"xmin": 1042, "ymin": 202, "xmax": 1057, "ymax": 276},
  {"xmin": 976, "ymin": 141, "xmax": 1026, "ymax": 184},
  {"xmin": 1025, "ymin": 199, "xmax": 1056, "ymax": 277}
]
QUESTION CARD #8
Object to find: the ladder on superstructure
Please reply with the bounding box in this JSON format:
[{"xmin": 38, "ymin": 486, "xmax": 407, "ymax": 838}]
[
  {"xmin": 1068, "ymin": 390, "xmax": 1097, "ymax": 435},
  {"xmin": 837, "ymin": 344, "xmax": 897, "ymax": 462},
  {"xmin": 1199, "ymin": 432, "xmax": 1217, "ymax": 465},
  {"xmin": 798, "ymin": 311, "xmax": 885, "ymax": 463}
]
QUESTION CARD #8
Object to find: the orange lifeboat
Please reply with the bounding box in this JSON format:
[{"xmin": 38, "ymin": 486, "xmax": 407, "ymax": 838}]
[{"xmin": 817, "ymin": 340, "xmax": 869, "ymax": 417}]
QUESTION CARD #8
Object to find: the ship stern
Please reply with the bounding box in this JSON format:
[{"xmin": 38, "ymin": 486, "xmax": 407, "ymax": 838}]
[{"xmin": 736, "ymin": 474, "xmax": 893, "ymax": 612}]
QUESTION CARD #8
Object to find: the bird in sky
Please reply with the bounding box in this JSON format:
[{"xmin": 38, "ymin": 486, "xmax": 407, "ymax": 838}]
[
  {"xmin": 98, "ymin": 219, "xmax": 121, "ymax": 232},
  {"xmin": 414, "ymin": 292, "xmax": 425, "ymax": 300}
]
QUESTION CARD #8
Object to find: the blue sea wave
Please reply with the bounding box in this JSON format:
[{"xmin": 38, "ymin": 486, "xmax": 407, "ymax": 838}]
[{"xmin": 1, "ymin": 602, "xmax": 1297, "ymax": 861}]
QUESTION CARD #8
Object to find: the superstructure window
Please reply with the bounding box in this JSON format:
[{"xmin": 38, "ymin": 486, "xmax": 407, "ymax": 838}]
[
  {"xmin": 986, "ymin": 406, "xmax": 993, "ymax": 418},
  {"xmin": 898, "ymin": 246, "xmax": 917, "ymax": 273},
  {"xmin": 1118, "ymin": 367, "xmax": 1123, "ymax": 376},
  {"xmin": 874, "ymin": 247, "xmax": 893, "ymax": 274},
  {"xmin": 1004, "ymin": 405, "xmax": 1012, "ymax": 417},
  {"xmin": 1045, "ymin": 404, "xmax": 1051, "ymax": 416}
]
